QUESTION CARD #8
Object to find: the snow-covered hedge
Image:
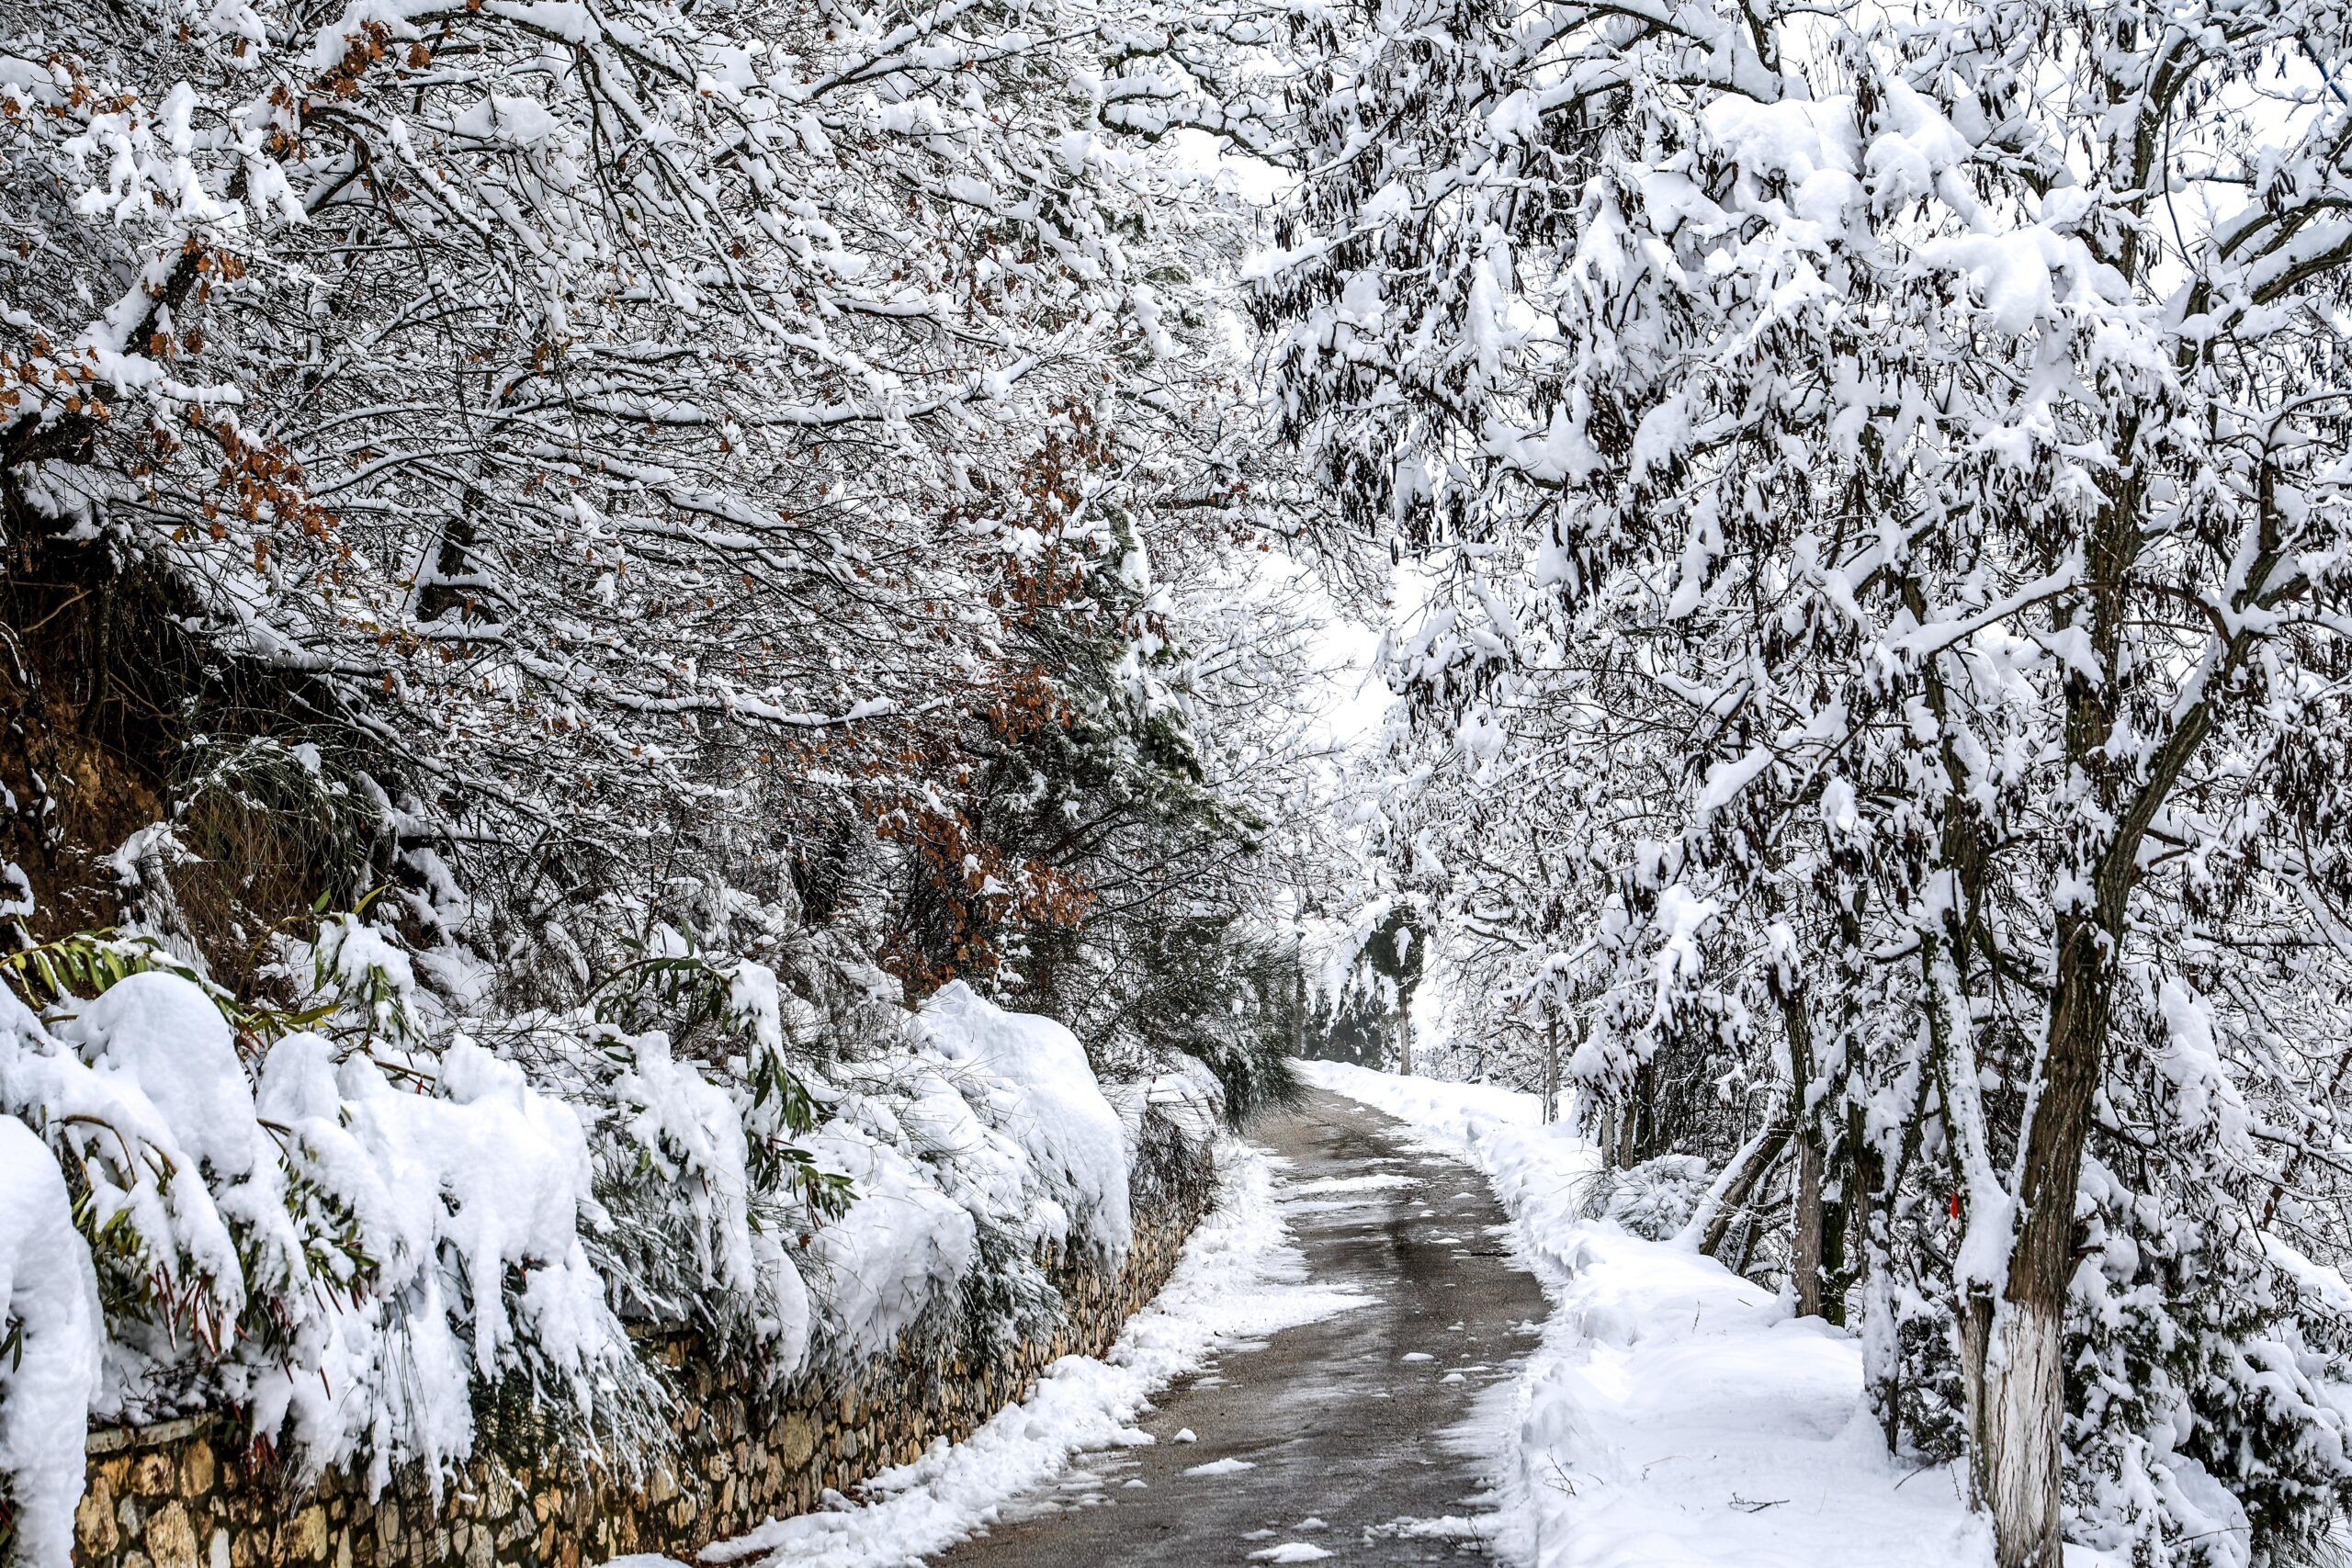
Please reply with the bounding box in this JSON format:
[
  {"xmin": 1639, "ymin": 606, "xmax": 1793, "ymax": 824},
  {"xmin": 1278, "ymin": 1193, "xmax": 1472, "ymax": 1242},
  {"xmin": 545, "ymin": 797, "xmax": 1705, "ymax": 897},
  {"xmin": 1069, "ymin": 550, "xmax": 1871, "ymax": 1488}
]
[{"xmin": 0, "ymin": 935, "xmax": 1216, "ymax": 1568}]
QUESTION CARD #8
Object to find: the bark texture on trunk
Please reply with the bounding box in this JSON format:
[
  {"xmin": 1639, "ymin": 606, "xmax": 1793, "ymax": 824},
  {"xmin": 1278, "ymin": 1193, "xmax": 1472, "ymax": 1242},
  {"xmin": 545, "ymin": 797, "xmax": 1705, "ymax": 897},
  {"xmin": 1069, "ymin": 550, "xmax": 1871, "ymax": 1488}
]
[
  {"xmin": 1291, "ymin": 947, "xmax": 1306, "ymax": 1060},
  {"xmin": 1973, "ymin": 1301, "xmax": 2066, "ymax": 1568},
  {"xmin": 1780, "ymin": 988, "xmax": 1835, "ymax": 1321},
  {"xmin": 1961, "ymin": 1291, "xmax": 1992, "ymax": 1501},
  {"xmin": 1976, "ymin": 914, "xmax": 2110, "ymax": 1566}
]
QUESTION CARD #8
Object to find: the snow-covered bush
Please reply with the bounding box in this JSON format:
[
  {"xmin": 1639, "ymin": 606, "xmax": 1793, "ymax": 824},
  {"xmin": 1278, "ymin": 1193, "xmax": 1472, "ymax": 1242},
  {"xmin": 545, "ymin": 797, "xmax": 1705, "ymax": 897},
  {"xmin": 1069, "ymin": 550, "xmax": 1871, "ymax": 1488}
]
[
  {"xmin": 0, "ymin": 952, "xmax": 662, "ymax": 1492},
  {"xmin": 793, "ymin": 982, "xmax": 1152, "ymax": 1363},
  {"xmin": 2057, "ymin": 1144, "xmax": 2352, "ymax": 1567},
  {"xmin": 0, "ymin": 920, "xmax": 1218, "ymax": 1568},
  {"xmin": 1581, "ymin": 1155, "xmax": 1712, "ymax": 1243}
]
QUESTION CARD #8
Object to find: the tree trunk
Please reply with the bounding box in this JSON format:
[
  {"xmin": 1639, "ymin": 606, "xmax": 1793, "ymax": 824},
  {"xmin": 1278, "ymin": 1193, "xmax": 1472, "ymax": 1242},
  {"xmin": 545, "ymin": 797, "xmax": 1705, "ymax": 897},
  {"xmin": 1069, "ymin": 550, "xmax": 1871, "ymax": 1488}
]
[
  {"xmin": 79, "ymin": 573, "xmax": 112, "ymax": 737},
  {"xmin": 1691, "ymin": 1110, "xmax": 1792, "ymax": 1257},
  {"xmin": 1630, "ymin": 1060, "xmax": 1653, "ymax": 1159},
  {"xmin": 1291, "ymin": 940, "xmax": 1306, "ymax": 1059},
  {"xmin": 1958, "ymin": 435, "xmax": 2146, "ymax": 1568},
  {"xmin": 1817, "ymin": 1108, "xmax": 1857, "ymax": 1329},
  {"xmin": 1396, "ymin": 990, "xmax": 1413, "ymax": 1076},
  {"xmin": 1973, "ymin": 914, "xmax": 2109, "ymax": 1568},
  {"xmin": 1544, "ymin": 1014, "xmax": 1560, "ymax": 1125},
  {"xmin": 1792, "ymin": 1132, "xmax": 1826, "ymax": 1318},
  {"xmin": 1782, "ymin": 991, "xmax": 1826, "ymax": 1318},
  {"xmin": 1964, "ymin": 1292, "xmax": 2065, "ymax": 1568}
]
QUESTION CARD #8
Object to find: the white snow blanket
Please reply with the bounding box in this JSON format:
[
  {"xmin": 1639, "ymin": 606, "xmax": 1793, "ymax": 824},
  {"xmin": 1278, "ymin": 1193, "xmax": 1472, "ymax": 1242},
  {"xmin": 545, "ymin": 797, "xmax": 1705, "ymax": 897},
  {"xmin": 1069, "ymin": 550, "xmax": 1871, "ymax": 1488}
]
[{"xmin": 1302, "ymin": 1061, "xmax": 1998, "ymax": 1568}]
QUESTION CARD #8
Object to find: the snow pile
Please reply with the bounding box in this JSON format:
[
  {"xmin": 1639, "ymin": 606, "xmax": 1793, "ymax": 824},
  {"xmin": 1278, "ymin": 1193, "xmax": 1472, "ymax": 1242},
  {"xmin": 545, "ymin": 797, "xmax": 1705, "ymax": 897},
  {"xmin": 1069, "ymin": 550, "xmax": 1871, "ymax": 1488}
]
[
  {"xmin": 1301, "ymin": 1062, "xmax": 1995, "ymax": 1568},
  {"xmin": 702, "ymin": 1138, "xmax": 1367, "ymax": 1568},
  {"xmin": 922, "ymin": 982, "xmax": 1132, "ymax": 1258},
  {"xmin": 0, "ymin": 1116, "xmax": 103, "ymax": 1568}
]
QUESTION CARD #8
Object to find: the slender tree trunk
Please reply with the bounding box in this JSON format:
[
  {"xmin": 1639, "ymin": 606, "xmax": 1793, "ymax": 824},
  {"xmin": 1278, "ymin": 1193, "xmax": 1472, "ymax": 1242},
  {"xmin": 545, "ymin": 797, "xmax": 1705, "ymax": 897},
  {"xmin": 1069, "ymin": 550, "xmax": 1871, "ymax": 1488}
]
[
  {"xmin": 1781, "ymin": 991, "xmax": 1826, "ymax": 1317},
  {"xmin": 1691, "ymin": 1110, "xmax": 1792, "ymax": 1257},
  {"xmin": 1544, "ymin": 1013, "xmax": 1560, "ymax": 1125},
  {"xmin": 1818, "ymin": 1111, "xmax": 1853, "ymax": 1328},
  {"xmin": 1727, "ymin": 1210, "xmax": 1760, "ymax": 1276},
  {"xmin": 1631, "ymin": 1060, "xmax": 1653, "ymax": 1158},
  {"xmin": 1962, "ymin": 436, "xmax": 2146, "ymax": 1568},
  {"xmin": 1291, "ymin": 938, "xmax": 1306, "ymax": 1059},
  {"xmin": 1792, "ymin": 1133, "xmax": 1826, "ymax": 1317},
  {"xmin": 80, "ymin": 573, "xmax": 112, "ymax": 737}
]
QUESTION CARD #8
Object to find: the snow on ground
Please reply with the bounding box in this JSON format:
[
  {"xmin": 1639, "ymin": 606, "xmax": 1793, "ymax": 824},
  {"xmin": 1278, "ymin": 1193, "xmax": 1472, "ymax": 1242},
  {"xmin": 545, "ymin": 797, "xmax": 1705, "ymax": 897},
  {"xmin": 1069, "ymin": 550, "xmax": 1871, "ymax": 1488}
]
[
  {"xmin": 1300, "ymin": 1060, "xmax": 1996, "ymax": 1568},
  {"xmin": 699, "ymin": 1139, "xmax": 1369, "ymax": 1568}
]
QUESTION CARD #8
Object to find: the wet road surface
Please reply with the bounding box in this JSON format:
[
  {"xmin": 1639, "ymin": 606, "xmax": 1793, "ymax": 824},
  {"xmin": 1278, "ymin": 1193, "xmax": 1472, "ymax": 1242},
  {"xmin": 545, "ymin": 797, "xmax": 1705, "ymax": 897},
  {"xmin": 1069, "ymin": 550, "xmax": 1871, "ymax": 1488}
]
[{"xmin": 928, "ymin": 1086, "xmax": 1551, "ymax": 1568}]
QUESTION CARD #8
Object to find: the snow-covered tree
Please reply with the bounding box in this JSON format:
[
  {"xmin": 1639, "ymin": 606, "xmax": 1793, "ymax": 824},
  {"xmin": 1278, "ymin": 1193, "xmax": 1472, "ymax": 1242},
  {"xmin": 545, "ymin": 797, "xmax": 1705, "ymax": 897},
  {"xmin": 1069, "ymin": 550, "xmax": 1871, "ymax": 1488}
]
[
  {"xmin": 1252, "ymin": 0, "xmax": 2352, "ymax": 1561},
  {"xmin": 0, "ymin": 0, "xmax": 1306, "ymax": 971}
]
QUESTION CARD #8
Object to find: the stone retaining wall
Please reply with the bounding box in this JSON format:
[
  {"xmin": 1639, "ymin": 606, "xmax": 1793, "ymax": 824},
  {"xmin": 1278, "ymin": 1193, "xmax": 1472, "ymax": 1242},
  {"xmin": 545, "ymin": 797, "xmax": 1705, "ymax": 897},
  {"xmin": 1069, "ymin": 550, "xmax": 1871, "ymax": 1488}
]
[{"xmin": 70, "ymin": 1172, "xmax": 1208, "ymax": 1568}]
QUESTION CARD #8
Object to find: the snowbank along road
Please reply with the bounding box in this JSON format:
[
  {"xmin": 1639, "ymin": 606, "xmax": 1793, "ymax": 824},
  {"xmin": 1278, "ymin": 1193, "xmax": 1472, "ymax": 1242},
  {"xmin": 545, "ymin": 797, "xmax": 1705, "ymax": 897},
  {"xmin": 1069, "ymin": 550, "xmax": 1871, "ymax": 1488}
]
[{"xmin": 930, "ymin": 1086, "xmax": 1551, "ymax": 1567}]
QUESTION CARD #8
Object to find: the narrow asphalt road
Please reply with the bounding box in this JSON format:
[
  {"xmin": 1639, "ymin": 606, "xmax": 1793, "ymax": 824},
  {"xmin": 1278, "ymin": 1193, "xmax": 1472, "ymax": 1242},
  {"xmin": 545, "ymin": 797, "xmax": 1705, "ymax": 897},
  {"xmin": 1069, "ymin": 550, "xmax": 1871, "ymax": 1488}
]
[{"xmin": 929, "ymin": 1085, "xmax": 1551, "ymax": 1568}]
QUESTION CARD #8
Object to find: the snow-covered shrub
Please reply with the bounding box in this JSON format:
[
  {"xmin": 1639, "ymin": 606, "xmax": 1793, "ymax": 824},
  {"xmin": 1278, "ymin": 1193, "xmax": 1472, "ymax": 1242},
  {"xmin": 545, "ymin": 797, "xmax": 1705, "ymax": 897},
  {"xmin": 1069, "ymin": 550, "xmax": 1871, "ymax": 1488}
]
[
  {"xmin": 1582, "ymin": 1155, "xmax": 1712, "ymax": 1241},
  {"xmin": 563, "ymin": 931, "xmax": 843, "ymax": 1372},
  {"xmin": 1080, "ymin": 925, "xmax": 1306, "ymax": 1123},
  {"xmin": 0, "ymin": 956, "xmax": 659, "ymax": 1491},
  {"xmin": 0, "ymin": 963, "xmax": 271, "ymax": 1360},
  {"xmin": 1874, "ymin": 1269, "xmax": 1969, "ymax": 1466},
  {"xmin": 1131, "ymin": 1055, "xmax": 1227, "ymax": 1220},
  {"xmin": 2058, "ymin": 1148, "xmax": 2352, "ymax": 1566},
  {"xmin": 0, "ymin": 913, "xmax": 1221, "ymax": 1566},
  {"xmin": 166, "ymin": 739, "xmax": 391, "ymax": 986},
  {"xmin": 587, "ymin": 1022, "xmax": 813, "ymax": 1364},
  {"xmin": 1186, "ymin": 1025, "xmax": 1306, "ymax": 1127},
  {"xmin": 794, "ymin": 982, "xmax": 1150, "ymax": 1366},
  {"xmin": 922, "ymin": 984, "xmax": 1131, "ymax": 1261}
]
